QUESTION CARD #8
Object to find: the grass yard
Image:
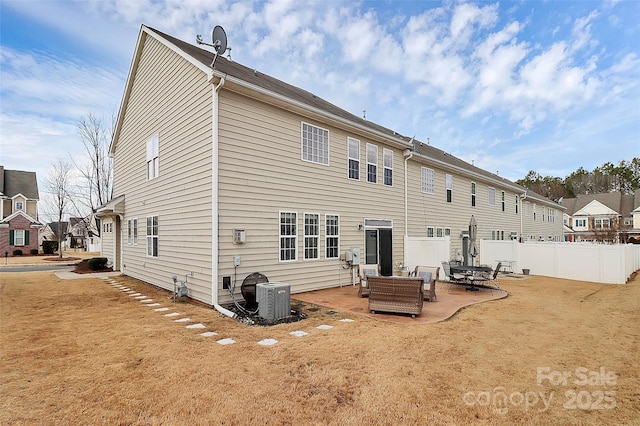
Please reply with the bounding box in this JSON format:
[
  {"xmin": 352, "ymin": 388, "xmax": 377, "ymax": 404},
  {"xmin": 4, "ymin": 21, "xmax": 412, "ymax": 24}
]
[{"xmin": 1, "ymin": 270, "xmax": 638, "ymax": 425}]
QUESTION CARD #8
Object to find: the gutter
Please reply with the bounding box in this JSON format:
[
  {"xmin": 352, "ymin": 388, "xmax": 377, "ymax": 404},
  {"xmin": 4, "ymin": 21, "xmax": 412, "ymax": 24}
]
[{"xmin": 209, "ymin": 76, "xmax": 236, "ymax": 319}]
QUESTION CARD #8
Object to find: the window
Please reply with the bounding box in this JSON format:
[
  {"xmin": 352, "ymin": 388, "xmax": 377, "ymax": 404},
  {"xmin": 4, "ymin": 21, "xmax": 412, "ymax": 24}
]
[
  {"xmin": 444, "ymin": 228, "xmax": 451, "ymax": 236},
  {"xmin": 488, "ymin": 187, "xmax": 496, "ymax": 206},
  {"xmin": 436, "ymin": 227, "xmax": 444, "ymax": 237},
  {"xmin": 146, "ymin": 216, "xmax": 158, "ymax": 257},
  {"xmin": 147, "ymin": 135, "xmax": 159, "ymax": 180},
  {"xmin": 421, "ymin": 167, "xmax": 434, "ymax": 193},
  {"xmin": 304, "ymin": 213, "xmax": 319, "ymax": 260},
  {"xmin": 15, "ymin": 201, "xmax": 24, "ymax": 211},
  {"xmin": 501, "ymin": 191, "xmax": 505, "ymax": 212},
  {"xmin": 426, "ymin": 227, "xmax": 434, "ymax": 237},
  {"xmin": 575, "ymin": 219, "xmax": 586, "ymax": 227},
  {"xmin": 366, "ymin": 143, "xmax": 377, "ymax": 183},
  {"xmin": 325, "ymin": 214, "xmax": 339, "ymax": 259},
  {"xmin": 383, "ymin": 148, "xmax": 393, "ymax": 186},
  {"xmin": 533, "ymin": 204, "xmax": 537, "ymax": 221},
  {"xmin": 446, "ymin": 174, "xmax": 452, "ymax": 203},
  {"xmin": 279, "ymin": 212, "xmax": 297, "ymax": 262},
  {"xmin": 13, "ymin": 230, "xmax": 26, "ymax": 246},
  {"xmin": 471, "ymin": 182, "xmax": 476, "ymax": 207},
  {"xmin": 515, "ymin": 195, "xmax": 519, "ymax": 214},
  {"xmin": 301, "ymin": 122, "xmax": 329, "ymax": 165},
  {"xmin": 133, "ymin": 219, "xmax": 138, "ymax": 244},
  {"xmin": 347, "ymin": 138, "xmax": 359, "ymax": 180}
]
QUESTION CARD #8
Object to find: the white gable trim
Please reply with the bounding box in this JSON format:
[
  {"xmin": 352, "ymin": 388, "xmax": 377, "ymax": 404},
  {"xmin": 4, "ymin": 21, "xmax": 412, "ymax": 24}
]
[
  {"xmin": 1, "ymin": 209, "xmax": 40, "ymax": 225},
  {"xmin": 574, "ymin": 200, "xmax": 618, "ymax": 216}
]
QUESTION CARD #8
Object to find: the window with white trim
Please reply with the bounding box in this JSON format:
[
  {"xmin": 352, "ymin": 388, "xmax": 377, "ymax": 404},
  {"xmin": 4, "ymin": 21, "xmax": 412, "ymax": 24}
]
[
  {"xmin": 15, "ymin": 201, "xmax": 24, "ymax": 211},
  {"xmin": 279, "ymin": 211, "xmax": 297, "ymax": 262},
  {"xmin": 501, "ymin": 191, "xmax": 505, "ymax": 212},
  {"xmin": 347, "ymin": 137, "xmax": 359, "ymax": 180},
  {"xmin": 14, "ymin": 230, "xmax": 25, "ymax": 246},
  {"xmin": 147, "ymin": 135, "xmax": 159, "ymax": 180},
  {"xmin": 304, "ymin": 213, "xmax": 319, "ymax": 260},
  {"xmin": 301, "ymin": 122, "xmax": 329, "ymax": 165},
  {"xmin": 383, "ymin": 148, "xmax": 393, "ymax": 186},
  {"xmin": 444, "ymin": 228, "xmax": 451, "ymax": 236},
  {"xmin": 325, "ymin": 214, "xmax": 339, "ymax": 259},
  {"xmin": 421, "ymin": 167, "xmax": 434, "ymax": 193},
  {"xmin": 146, "ymin": 216, "xmax": 158, "ymax": 257},
  {"xmin": 436, "ymin": 227, "xmax": 444, "ymax": 237},
  {"xmin": 515, "ymin": 195, "xmax": 519, "ymax": 214},
  {"xmin": 471, "ymin": 182, "xmax": 476, "ymax": 207},
  {"xmin": 127, "ymin": 219, "xmax": 132, "ymax": 244},
  {"xmin": 426, "ymin": 227, "xmax": 434, "ymax": 237},
  {"xmin": 446, "ymin": 174, "xmax": 452, "ymax": 203},
  {"xmin": 366, "ymin": 143, "xmax": 377, "ymax": 183},
  {"xmin": 488, "ymin": 187, "xmax": 496, "ymax": 206}
]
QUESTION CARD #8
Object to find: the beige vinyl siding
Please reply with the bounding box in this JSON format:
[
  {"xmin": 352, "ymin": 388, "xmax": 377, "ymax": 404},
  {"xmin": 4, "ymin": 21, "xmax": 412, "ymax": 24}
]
[
  {"xmin": 112, "ymin": 35, "xmax": 214, "ymax": 304},
  {"xmin": 26, "ymin": 200, "xmax": 37, "ymax": 219},
  {"xmin": 407, "ymin": 160, "xmax": 563, "ymax": 260},
  {"xmin": 217, "ymin": 89, "xmax": 406, "ymax": 300}
]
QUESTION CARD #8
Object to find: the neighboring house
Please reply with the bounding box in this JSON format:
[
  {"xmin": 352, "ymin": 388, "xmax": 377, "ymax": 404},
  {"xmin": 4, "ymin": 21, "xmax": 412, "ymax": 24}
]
[
  {"xmin": 0, "ymin": 166, "xmax": 41, "ymax": 255},
  {"xmin": 98, "ymin": 25, "xmax": 564, "ymax": 306},
  {"xmin": 41, "ymin": 221, "xmax": 70, "ymax": 249},
  {"xmin": 68, "ymin": 217, "xmax": 89, "ymax": 249},
  {"xmin": 84, "ymin": 213, "xmax": 102, "ymax": 252},
  {"xmin": 561, "ymin": 191, "xmax": 640, "ymax": 243}
]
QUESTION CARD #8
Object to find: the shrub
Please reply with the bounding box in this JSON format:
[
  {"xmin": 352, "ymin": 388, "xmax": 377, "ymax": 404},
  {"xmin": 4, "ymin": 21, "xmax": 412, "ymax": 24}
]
[
  {"xmin": 87, "ymin": 257, "xmax": 109, "ymax": 271},
  {"xmin": 13, "ymin": 249, "xmax": 23, "ymax": 256},
  {"xmin": 30, "ymin": 249, "xmax": 39, "ymax": 255},
  {"xmin": 42, "ymin": 241, "xmax": 58, "ymax": 255}
]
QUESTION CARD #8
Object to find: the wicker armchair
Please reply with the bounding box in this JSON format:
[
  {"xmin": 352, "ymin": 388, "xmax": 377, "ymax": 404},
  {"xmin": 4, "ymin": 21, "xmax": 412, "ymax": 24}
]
[
  {"xmin": 412, "ymin": 265, "xmax": 440, "ymax": 301},
  {"xmin": 357, "ymin": 264, "xmax": 379, "ymax": 297}
]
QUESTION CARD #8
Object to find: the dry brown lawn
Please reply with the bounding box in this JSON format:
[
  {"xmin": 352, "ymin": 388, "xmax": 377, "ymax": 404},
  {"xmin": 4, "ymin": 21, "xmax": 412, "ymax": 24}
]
[{"xmin": 1, "ymin": 269, "xmax": 639, "ymax": 425}]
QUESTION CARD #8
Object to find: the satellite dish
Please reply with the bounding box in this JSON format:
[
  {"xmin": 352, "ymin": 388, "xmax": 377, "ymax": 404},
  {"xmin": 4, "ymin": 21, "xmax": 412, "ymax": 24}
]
[
  {"xmin": 212, "ymin": 25, "xmax": 227, "ymax": 55},
  {"xmin": 195, "ymin": 25, "xmax": 228, "ymax": 68}
]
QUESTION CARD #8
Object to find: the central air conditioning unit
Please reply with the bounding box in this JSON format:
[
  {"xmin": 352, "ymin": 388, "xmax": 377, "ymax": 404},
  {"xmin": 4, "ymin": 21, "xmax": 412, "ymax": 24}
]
[{"xmin": 256, "ymin": 282, "xmax": 291, "ymax": 321}]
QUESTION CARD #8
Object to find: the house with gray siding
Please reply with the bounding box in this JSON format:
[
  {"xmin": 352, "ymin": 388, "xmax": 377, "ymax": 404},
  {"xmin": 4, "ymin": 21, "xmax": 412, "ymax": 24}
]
[{"xmin": 99, "ymin": 25, "xmax": 563, "ymax": 307}]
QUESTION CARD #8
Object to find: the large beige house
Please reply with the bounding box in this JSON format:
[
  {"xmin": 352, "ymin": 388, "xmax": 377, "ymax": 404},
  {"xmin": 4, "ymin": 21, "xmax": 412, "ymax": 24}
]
[{"xmin": 99, "ymin": 25, "xmax": 563, "ymax": 306}]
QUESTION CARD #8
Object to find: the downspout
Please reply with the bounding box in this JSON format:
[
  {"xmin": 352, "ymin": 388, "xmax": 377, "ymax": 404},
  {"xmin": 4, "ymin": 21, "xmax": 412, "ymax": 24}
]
[
  {"xmin": 210, "ymin": 75, "xmax": 235, "ymax": 318},
  {"xmin": 403, "ymin": 148, "xmax": 414, "ymax": 237},
  {"xmin": 520, "ymin": 192, "xmax": 527, "ymax": 242}
]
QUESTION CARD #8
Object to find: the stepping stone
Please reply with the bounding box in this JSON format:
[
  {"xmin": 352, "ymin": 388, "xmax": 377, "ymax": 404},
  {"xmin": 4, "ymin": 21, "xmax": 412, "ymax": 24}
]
[
  {"xmin": 316, "ymin": 324, "xmax": 333, "ymax": 330},
  {"xmin": 339, "ymin": 318, "xmax": 355, "ymax": 322},
  {"xmin": 129, "ymin": 293, "xmax": 141, "ymax": 297},
  {"xmin": 217, "ymin": 338, "xmax": 236, "ymax": 345},
  {"xmin": 186, "ymin": 323, "xmax": 206, "ymax": 329},
  {"xmin": 140, "ymin": 299, "xmax": 154, "ymax": 303},
  {"xmin": 257, "ymin": 338, "xmax": 278, "ymax": 346},
  {"xmin": 200, "ymin": 331, "xmax": 218, "ymax": 337},
  {"xmin": 173, "ymin": 317, "xmax": 191, "ymax": 323},
  {"xmin": 154, "ymin": 307, "xmax": 170, "ymax": 312},
  {"xmin": 146, "ymin": 303, "xmax": 160, "ymax": 307},
  {"xmin": 163, "ymin": 312, "xmax": 180, "ymax": 317},
  {"xmin": 134, "ymin": 295, "xmax": 147, "ymax": 299},
  {"xmin": 290, "ymin": 330, "xmax": 309, "ymax": 337}
]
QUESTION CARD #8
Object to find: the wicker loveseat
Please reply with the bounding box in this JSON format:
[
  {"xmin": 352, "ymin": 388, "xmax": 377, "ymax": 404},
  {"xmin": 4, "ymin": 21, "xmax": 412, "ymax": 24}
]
[{"xmin": 367, "ymin": 276, "xmax": 424, "ymax": 318}]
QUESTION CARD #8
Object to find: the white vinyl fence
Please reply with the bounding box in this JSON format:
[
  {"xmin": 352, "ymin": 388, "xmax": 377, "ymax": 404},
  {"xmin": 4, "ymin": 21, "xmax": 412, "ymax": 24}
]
[
  {"xmin": 478, "ymin": 240, "xmax": 640, "ymax": 284},
  {"xmin": 403, "ymin": 237, "xmax": 640, "ymax": 284}
]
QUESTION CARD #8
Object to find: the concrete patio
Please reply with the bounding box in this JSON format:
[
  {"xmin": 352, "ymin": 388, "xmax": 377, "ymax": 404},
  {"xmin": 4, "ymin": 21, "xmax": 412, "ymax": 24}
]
[{"xmin": 294, "ymin": 280, "xmax": 510, "ymax": 324}]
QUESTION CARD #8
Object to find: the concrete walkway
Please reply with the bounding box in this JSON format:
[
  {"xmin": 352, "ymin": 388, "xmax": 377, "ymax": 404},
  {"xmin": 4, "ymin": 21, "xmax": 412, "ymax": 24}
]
[{"xmin": 54, "ymin": 270, "xmax": 122, "ymax": 280}]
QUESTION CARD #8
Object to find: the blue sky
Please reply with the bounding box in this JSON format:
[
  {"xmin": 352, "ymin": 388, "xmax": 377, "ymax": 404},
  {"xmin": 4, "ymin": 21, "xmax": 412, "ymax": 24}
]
[{"xmin": 1, "ymin": 0, "xmax": 639, "ymax": 194}]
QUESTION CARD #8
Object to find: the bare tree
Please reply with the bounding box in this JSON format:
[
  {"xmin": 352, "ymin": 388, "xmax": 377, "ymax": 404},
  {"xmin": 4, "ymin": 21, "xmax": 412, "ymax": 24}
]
[
  {"xmin": 74, "ymin": 112, "xmax": 114, "ymax": 212},
  {"xmin": 44, "ymin": 159, "xmax": 73, "ymax": 258}
]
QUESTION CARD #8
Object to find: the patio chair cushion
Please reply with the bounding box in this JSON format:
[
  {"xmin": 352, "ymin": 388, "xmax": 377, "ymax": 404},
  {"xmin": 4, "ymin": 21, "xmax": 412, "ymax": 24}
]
[{"xmin": 418, "ymin": 271, "xmax": 432, "ymax": 290}]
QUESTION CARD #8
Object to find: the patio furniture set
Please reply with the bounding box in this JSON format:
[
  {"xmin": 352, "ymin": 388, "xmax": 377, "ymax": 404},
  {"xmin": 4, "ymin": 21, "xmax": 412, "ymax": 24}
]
[{"xmin": 357, "ymin": 262, "xmax": 502, "ymax": 318}]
